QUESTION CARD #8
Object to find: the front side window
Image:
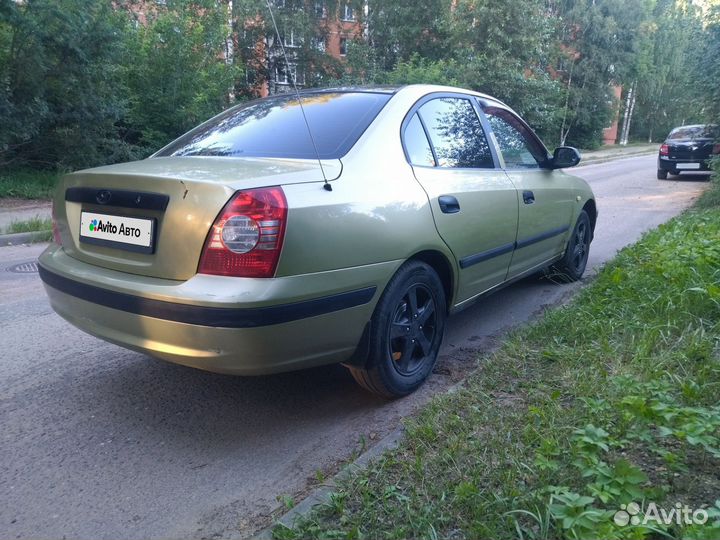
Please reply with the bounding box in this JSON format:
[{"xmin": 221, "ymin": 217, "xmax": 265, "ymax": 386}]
[
  {"xmin": 156, "ymin": 92, "xmax": 391, "ymax": 160},
  {"xmin": 417, "ymin": 97, "xmax": 494, "ymax": 169},
  {"xmin": 484, "ymin": 108, "xmax": 546, "ymax": 169}
]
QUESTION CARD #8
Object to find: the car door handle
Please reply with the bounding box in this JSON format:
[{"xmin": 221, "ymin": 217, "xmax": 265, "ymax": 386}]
[
  {"xmin": 523, "ymin": 190, "xmax": 535, "ymax": 204},
  {"xmin": 438, "ymin": 195, "xmax": 460, "ymax": 214}
]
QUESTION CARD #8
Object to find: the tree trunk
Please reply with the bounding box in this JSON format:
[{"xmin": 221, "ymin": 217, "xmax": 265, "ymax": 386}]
[
  {"xmin": 619, "ymin": 83, "xmax": 633, "ymax": 146},
  {"xmin": 559, "ymin": 59, "xmax": 575, "ymax": 147},
  {"xmin": 624, "ymin": 83, "xmax": 637, "ymax": 145},
  {"xmin": 619, "ymin": 81, "xmax": 637, "ymax": 146}
]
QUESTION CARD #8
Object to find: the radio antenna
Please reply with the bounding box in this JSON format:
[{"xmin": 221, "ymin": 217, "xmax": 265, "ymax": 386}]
[{"xmin": 264, "ymin": 0, "xmax": 332, "ymax": 191}]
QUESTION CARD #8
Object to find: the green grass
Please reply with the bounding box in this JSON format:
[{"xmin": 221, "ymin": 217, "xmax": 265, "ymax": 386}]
[
  {"xmin": 275, "ymin": 180, "xmax": 720, "ymax": 539},
  {"xmin": 5, "ymin": 216, "xmax": 53, "ymax": 234},
  {"xmin": 0, "ymin": 168, "xmax": 60, "ymax": 199}
]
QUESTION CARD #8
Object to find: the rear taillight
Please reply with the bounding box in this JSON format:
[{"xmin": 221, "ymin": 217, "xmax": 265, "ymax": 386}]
[
  {"xmin": 51, "ymin": 200, "xmax": 62, "ymax": 245},
  {"xmin": 713, "ymin": 143, "xmax": 720, "ymax": 154},
  {"xmin": 660, "ymin": 144, "xmax": 669, "ymax": 156},
  {"xmin": 198, "ymin": 187, "xmax": 287, "ymax": 278}
]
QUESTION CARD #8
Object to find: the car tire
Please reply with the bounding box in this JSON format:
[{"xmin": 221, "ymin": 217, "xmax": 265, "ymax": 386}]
[
  {"xmin": 551, "ymin": 210, "xmax": 591, "ymax": 282},
  {"xmin": 657, "ymin": 169, "xmax": 668, "ymax": 180},
  {"xmin": 347, "ymin": 261, "xmax": 446, "ymax": 398}
]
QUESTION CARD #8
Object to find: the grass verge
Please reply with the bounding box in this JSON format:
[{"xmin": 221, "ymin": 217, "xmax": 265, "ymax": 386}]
[
  {"xmin": 275, "ymin": 177, "xmax": 720, "ymax": 539},
  {"xmin": 0, "ymin": 168, "xmax": 60, "ymax": 199},
  {"xmin": 4, "ymin": 216, "xmax": 53, "ymax": 234}
]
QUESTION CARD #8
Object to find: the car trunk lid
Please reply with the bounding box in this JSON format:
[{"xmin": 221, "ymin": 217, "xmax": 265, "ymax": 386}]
[
  {"xmin": 667, "ymin": 139, "xmax": 714, "ymax": 160},
  {"xmin": 54, "ymin": 156, "xmax": 340, "ymax": 281}
]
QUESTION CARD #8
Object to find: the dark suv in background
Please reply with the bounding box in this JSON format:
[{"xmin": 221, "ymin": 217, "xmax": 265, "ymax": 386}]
[{"xmin": 657, "ymin": 124, "xmax": 719, "ymax": 179}]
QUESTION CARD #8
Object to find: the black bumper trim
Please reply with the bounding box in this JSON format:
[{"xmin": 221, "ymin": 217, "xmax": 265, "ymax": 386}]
[
  {"xmin": 459, "ymin": 242, "xmax": 515, "ymax": 269},
  {"xmin": 39, "ymin": 265, "xmax": 376, "ymax": 328},
  {"xmin": 459, "ymin": 225, "xmax": 570, "ymax": 269},
  {"xmin": 515, "ymin": 225, "xmax": 569, "ymax": 250}
]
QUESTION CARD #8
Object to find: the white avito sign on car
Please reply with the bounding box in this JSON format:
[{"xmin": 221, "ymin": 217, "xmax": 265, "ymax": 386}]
[
  {"xmin": 676, "ymin": 163, "xmax": 701, "ymax": 169},
  {"xmin": 80, "ymin": 211, "xmax": 154, "ymax": 251}
]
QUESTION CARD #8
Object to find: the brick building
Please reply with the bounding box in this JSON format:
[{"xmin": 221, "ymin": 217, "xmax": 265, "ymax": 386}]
[{"xmin": 125, "ymin": 1, "xmax": 365, "ymax": 98}]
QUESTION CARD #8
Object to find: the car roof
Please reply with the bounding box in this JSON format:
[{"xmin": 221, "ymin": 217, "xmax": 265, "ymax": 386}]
[
  {"xmin": 293, "ymin": 86, "xmax": 402, "ymax": 95},
  {"xmin": 671, "ymin": 124, "xmax": 717, "ymax": 130},
  {"xmin": 287, "ymin": 84, "xmax": 511, "ymax": 108}
]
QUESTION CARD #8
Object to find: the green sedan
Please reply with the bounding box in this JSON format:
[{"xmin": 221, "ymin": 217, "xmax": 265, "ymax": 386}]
[{"xmin": 40, "ymin": 85, "xmax": 596, "ymax": 397}]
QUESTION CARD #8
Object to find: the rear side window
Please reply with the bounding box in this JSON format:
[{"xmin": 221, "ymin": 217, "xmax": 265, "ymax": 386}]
[
  {"xmin": 404, "ymin": 113, "xmax": 436, "ymax": 166},
  {"xmin": 417, "ymin": 97, "xmax": 494, "ymax": 169},
  {"xmin": 155, "ymin": 92, "xmax": 391, "ymax": 159}
]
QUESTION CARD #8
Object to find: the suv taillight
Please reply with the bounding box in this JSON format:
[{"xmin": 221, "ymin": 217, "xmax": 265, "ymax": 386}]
[
  {"xmin": 198, "ymin": 187, "xmax": 287, "ymax": 278},
  {"xmin": 660, "ymin": 144, "xmax": 669, "ymax": 156},
  {"xmin": 713, "ymin": 143, "xmax": 720, "ymax": 154}
]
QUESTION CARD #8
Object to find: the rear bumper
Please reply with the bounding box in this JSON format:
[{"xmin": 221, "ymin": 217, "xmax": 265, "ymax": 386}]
[
  {"xmin": 39, "ymin": 245, "xmax": 399, "ymax": 374},
  {"xmin": 658, "ymin": 156, "xmax": 713, "ymax": 172}
]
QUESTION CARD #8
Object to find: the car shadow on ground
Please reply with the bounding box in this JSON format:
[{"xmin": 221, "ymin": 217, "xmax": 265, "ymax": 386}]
[
  {"xmin": 666, "ymin": 172, "xmax": 714, "ymax": 182},
  {"xmin": 16, "ymin": 267, "xmax": 578, "ymax": 467}
]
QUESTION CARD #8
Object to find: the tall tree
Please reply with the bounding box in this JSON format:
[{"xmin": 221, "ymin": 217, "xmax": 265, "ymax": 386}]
[
  {"xmin": 231, "ymin": 0, "xmax": 353, "ymax": 97},
  {"xmin": 552, "ymin": 0, "xmax": 652, "ymax": 148},
  {"xmin": 629, "ymin": 0, "xmax": 705, "ymax": 142},
  {"xmin": 122, "ymin": 0, "xmax": 241, "ymax": 154},
  {"xmin": 365, "ymin": 0, "xmax": 452, "ymax": 72},
  {"xmin": 696, "ymin": 4, "xmax": 720, "ymax": 124},
  {"xmin": 0, "ymin": 0, "xmax": 129, "ymax": 168}
]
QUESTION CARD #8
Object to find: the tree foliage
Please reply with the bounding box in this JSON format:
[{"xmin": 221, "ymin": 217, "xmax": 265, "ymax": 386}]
[
  {"xmin": 122, "ymin": 0, "xmax": 241, "ymax": 155},
  {"xmin": 0, "ymin": 0, "xmax": 717, "ymax": 173},
  {"xmin": 629, "ymin": 0, "xmax": 706, "ymax": 142},
  {"xmin": 0, "ymin": 0, "xmax": 128, "ymax": 168},
  {"xmin": 0, "ymin": 0, "xmax": 241, "ymax": 168},
  {"xmin": 551, "ymin": 0, "xmax": 655, "ymax": 148},
  {"xmin": 696, "ymin": 4, "xmax": 720, "ymax": 125}
]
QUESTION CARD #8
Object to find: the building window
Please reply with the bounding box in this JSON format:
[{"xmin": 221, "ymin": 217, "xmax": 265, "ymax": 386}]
[
  {"xmin": 275, "ymin": 63, "xmax": 305, "ymax": 86},
  {"xmin": 282, "ymin": 29, "xmax": 302, "ymax": 48},
  {"xmin": 341, "ymin": 4, "xmax": 355, "ymax": 21},
  {"xmin": 339, "ymin": 37, "xmax": 348, "ymax": 56},
  {"xmin": 314, "ymin": 1, "xmax": 326, "ymax": 18},
  {"xmin": 311, "ymin": 37, "xmax": 326, "ymax": 52}
]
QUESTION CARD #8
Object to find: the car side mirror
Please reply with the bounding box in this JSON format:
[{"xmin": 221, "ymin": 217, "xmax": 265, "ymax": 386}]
[{"xmin": 550, "ymin": 146, "xmax": 582, "ymax": 169}]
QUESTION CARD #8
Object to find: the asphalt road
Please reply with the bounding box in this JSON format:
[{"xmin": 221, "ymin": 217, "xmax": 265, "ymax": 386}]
[{"xmin": 0, "ymin": 155, "xmax": 710, "ymax": 540}]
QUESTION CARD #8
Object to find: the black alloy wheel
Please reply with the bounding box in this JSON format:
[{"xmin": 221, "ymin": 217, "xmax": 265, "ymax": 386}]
[
  {"xmin": 552, "ymin": 210, "xmax": 592, "ymax": 282},
  {"xmin": 347, "ymin": 261, "xmax": 446, "ymax": 398},
  {"xmin": 387, "ymin": 284, "xmax": 438, "ymax": 377}
]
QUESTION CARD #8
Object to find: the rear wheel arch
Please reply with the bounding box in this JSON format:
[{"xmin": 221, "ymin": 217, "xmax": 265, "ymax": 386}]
[
  {"xmin": 347, "ymin": 259, "xmax": 447, "ymax": 397},
  {"xmin": 407, "ymin": 250, "xmax": 455, "ymax": 311},
  {"xmin": 342, "ymin": 251, "xmax": 453, "ymax": 373}
]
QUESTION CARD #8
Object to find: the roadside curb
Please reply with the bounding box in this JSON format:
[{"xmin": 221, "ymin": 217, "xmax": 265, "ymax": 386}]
[
  {"xmin": 580, "ymin": 149, "xmax": 657, "ymax": 166},
  {"xmin": 0, "ymin": 230, "xmax": 52, "ymax": 246},
  {"xmin": 253, "ymin": 372, "xmax": 479, "ymax": 540},
  {"xmin": 253, "ymin": 424, "xmax": 407, "ymax": 540},
  {"xmin": 252, "ymin": 282, "xmax": 589, "ymax": 539}
]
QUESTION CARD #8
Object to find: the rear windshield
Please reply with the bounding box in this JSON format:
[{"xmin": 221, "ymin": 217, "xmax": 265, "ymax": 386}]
[
  {"xmin": 155, "ymin": 92, "xmax": 391, "ymax": 159},
  {"xmin": 668, "ymin": 125, "xmax": 719, "ymax": 140}
]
